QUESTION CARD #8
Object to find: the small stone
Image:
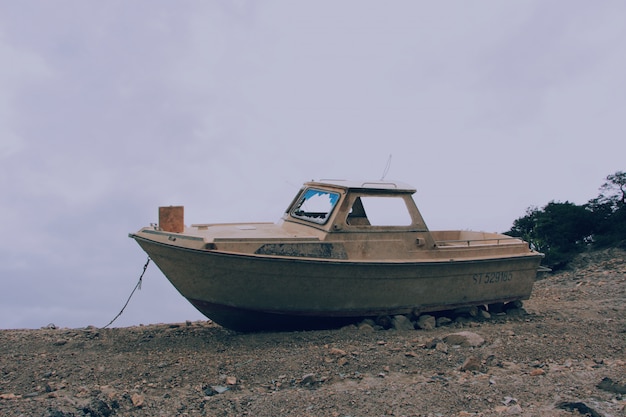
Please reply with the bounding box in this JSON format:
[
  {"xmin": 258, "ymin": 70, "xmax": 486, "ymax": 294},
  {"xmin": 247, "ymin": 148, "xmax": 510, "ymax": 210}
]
[
  {"xmin": 435, "ymin": 342, "xmax": 448, "ymax": 353},
  {"xmin": 444, "ymin": 331, "xmax": 485, "ymax": 347},
  {"xmin": 529, "ymin": 368, "xmax": 545, "ymax": 376},
  {"xmin": 212, "ymin": 385, "xmax": 229, "ymax": 394},
  {"xmin": 502, "ymin": 396, "xmax": 517, "ymax": 405},
  {"xmin": 392, "ymin": 315, "xmax": 415, "ymax": 331},
  {"xmin": 416, "ymin": 315, "xmax": 436, "ymax": 330},
  {"xmin": 460, "ymin": 356, "xmax": 482, "ymax": 372},
  {"xmin": 328, "ymin": 347, "xmax": 347, "ymax": 356},
  {"xmin": 436, "ymin": 317, "xmax": 453, "ymax": 327},
  {"xmin": 300, "ymin": 373, "xmax": 317, "ymax": 385},
  {"xmin": 424, "ymin": 338, "xmax": 439, "ymax": 349},
  {"xmin": 360, "ymin": 318, "xmax": 376, "ymax": 327},
  {"xmin": 131, "ymin": 393, "xmax": 144, "ymax": 407},
  {"xmin": 479, "ymin": 309, "xmax": 491, "ymax": 319},
  {"xmin": 225, "ymin": 376, "xmax": 237, "ymax": 385},
  {"xmin": 358, "ymin": 322, "xmax": 375, "ymax": 332}
]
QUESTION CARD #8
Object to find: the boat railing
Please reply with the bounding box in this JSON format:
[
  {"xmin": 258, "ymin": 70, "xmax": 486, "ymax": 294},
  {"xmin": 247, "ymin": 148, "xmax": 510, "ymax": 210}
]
[{"xmin": 436, "ymin": 236, "xmax": 523, "ymax": 247}]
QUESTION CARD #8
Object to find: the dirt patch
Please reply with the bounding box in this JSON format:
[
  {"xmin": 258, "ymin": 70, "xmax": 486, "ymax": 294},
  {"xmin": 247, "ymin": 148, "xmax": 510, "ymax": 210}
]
[{"xmin": 1, "ymin": 249, "xmax": 625, "ymax": 416}]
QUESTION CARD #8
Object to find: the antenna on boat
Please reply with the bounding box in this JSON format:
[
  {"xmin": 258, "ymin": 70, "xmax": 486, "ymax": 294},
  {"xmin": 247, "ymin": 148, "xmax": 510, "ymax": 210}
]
[{"xmin": 380, "ymin": 154, "xmax": 392, "ymax": 180}]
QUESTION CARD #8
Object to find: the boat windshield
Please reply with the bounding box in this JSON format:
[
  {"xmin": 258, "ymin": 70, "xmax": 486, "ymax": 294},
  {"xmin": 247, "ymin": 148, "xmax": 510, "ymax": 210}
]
[{"xmin": 290, "ymin": 188, "xmax": 340, "ymax": 225}]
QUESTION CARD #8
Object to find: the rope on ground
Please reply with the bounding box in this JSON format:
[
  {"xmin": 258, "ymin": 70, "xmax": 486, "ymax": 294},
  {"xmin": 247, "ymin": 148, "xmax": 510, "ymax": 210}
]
[{"xmin": 101, "ymin": 257, "xmax": 151, "ymax": 329}]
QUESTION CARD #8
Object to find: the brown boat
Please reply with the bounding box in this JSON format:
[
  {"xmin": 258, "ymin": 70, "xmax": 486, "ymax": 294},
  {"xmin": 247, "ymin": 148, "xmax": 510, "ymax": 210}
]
[{"xmin": 130, "ymin": 179, "xmax": 543, "ymax": 331}]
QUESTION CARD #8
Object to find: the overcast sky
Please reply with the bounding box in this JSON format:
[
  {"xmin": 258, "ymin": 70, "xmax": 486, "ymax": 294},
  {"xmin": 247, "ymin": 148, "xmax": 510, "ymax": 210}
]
[{"xmin": 1, "ymin": 1, "xmax": 624, "ymax": 329}]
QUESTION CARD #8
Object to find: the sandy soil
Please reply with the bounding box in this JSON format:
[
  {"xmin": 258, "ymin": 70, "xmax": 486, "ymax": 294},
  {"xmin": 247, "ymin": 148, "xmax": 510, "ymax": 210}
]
[{"xmin": 1, "ymin": 249, "xmax": 625, "ymax": 417}]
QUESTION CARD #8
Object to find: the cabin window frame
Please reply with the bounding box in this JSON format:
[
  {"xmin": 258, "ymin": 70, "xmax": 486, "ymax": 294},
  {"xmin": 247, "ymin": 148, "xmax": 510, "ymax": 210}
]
[
  {"xmin": 289, "ymin": 187, "xmax": 341, "ymax": 225},
  {"xmin": 344, "ymin": 193, "xmax": 419, "ymax": 229}
]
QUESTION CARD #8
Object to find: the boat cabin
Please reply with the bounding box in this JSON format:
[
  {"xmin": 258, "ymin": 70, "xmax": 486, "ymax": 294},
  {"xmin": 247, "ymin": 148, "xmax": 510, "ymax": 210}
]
[
  {"xmin": 281, "ymin": 180, "xmax": 437, "ymax": 250},
  {"xmin": 284, "ymin": 180, "xmax": 427, "ymax": 229}
]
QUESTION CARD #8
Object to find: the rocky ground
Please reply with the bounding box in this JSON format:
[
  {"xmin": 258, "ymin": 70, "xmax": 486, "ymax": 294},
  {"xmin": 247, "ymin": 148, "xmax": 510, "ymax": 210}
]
[{"xmin": 1, "ymin": 248, "xmax": 625, "ymax": 417}]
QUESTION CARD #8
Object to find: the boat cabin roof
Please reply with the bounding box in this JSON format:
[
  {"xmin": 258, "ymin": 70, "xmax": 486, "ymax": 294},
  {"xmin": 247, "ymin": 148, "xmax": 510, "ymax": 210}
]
[{"xmin": 305, "ymin": 179, "xmax": 416, "ymax": 193}]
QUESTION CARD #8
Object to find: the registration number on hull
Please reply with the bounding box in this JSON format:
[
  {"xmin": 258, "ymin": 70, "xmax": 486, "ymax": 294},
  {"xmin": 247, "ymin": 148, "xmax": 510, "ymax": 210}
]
[{"xmin": 472, "ymin": 271, "xmax": 512, "ymax": 284}]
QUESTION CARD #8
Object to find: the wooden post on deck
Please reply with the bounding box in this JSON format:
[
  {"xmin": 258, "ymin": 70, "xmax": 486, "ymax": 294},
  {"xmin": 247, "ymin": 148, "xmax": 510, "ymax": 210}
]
[{"xmin": 159, "ymin": 206, "xmax": 184, "ymax": 233}]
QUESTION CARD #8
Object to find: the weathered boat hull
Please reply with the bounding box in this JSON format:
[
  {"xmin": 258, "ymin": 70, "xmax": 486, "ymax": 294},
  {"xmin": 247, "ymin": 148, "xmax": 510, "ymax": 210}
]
[{"xmin": 133, "ymin": 235, "xmax": 542, "ymax": 331}]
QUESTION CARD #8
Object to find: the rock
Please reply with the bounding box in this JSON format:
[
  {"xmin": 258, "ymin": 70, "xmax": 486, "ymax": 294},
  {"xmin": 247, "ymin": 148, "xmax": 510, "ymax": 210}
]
[
  {"xmin": 328, "ymin": 347, "xmax": 347, "ymax": 356},
  {"xmin": 597, "ymin": 377, "xmax": 626, "ymax": 394},
  {"xmin": 358, "ymin": 322, "xmax": 375, "ymax": 332},
  {"xmin": 392, "ymin": 315, "xmax": 414, "ymax": 331},
  {"xmin": 460, "ymin": 356, "xmax": 482, "ymax": 372},
  {"xmin": 435, "ymin": 342, "xmax": 448, "ymax": 353},
  {"xmin": 203, "ymin": 386, "xmax": 218, "ymax": 396},
  {"xmin": 300, "ymin": 373, "xmax": 317, "ymax": 386},
  {"xmin": 83, "ymin": 399, "xmax": 113, "ymax": 417},
  {"xmin": 506, "ymin": 404, "xmax": 523, "ymax": 414},
  {"xmin": 225, "ymin": 376, "xmax": 237, "ymax": 385},
  {"xmin": 423, "ymin": 338, "xmax": 439, "ymax": 349},
  {"xmin": 467, "ymin": 306, "xmax": 479, "ymax": 317},
  {"xmin": 436, "ymin": 316, "xmax": 453, "ymax": 327},
  {"xmin": 557, "ymin": 402, "xmax": 602, "ymax": 417},
  {"xmin": 529, "ymin": 368, "xmax": 545, "ymax": 376},
  {"xmin": 131, "ymin": 393, "xmax": 144, "ymax": 407},
  {"xmin": 416, "ymin": 315, "xmax": 436, "ymax": 330},
  {"xmin": 443, "ymin": 331, "xmax": 485, "ymax": 347},
  {"xmin": 478, "ymin": 309, "xmax": 491, "ymax": 320},
  {"xmin": 212, "ymin": 385, "xmax": 229, "ymax": 394},
  {"xmin": 360, "ymin": 318, "xmax": 376, "ymax": 327},
  {"xmin": 502, "ymin": 396, "xmax": 517, "ymax": 405}
]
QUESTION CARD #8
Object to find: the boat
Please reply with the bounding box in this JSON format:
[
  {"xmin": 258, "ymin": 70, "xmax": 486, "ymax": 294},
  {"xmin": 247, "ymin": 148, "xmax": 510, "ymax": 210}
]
[{"xmin": 129, "ymin": 179, "xmax": 544, "ymax": 331}]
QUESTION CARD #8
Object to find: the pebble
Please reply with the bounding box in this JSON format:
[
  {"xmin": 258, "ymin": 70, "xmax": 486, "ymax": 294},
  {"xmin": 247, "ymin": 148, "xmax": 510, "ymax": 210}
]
[
  {"xmin": 131, "ymin": 393, "xmax": 145, "ymax": 407},
  {"xmin": 416, "ymin": 315, "xmax": 436, "ymax": 330},
  {"xmin": 328, "ymin": 347, "xmax": 347, "ymax": 356},
  {"xmin": 436, "ymin": 317, "xmax": 453, "ymax": 327},
  {"xmin": 460, "ymin": 356, "xmax": 482, "ymax": 372},
  {"xmin": 443, "ymin": 331, "xmax": 485, "ymax": 347},
  {"xmin": 300, "ymin": 373, "xmax": 317, "ymax": 386},
  {"xmin": 358, "ymin": 322, "xmax": 375, "ymax": 332},
  {"xmin": 392, "ymin": 315, "xmax": 415, "ymax": 331},
  {"xmin": 435, "ymin": 342, "xmax": 448, "ymax": 353},
  {"xmin": 478, "ymin": 309, "xmax": 491, "ymax": 319}
]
